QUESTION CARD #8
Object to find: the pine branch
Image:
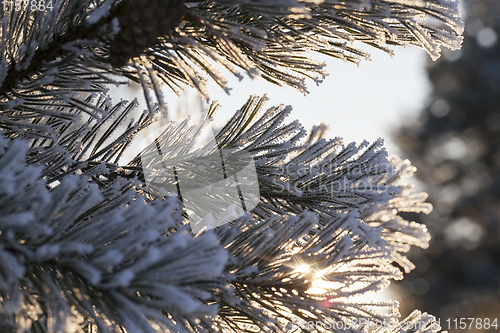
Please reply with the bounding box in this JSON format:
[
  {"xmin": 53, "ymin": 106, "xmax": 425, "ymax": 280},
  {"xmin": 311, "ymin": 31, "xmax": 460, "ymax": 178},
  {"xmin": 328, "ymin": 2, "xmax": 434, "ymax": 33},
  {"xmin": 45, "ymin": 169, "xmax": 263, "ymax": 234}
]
[
  {"xmin": 0, "ymin": 133, "xmax": 228, "ymax": 333},
  {"xmin": 0, "ymin": 93, "xmax": 442, "ymax": 331},
  {"xmin": 149, "ymin": 0, "xmax": 464, "ymax": 95},
  {"xmin": 360, "ymin": 156, "xmax": 433, "ymax": 273},
  {"xmin": 125, "ymin": 95, "xmax": 434, "ymax": 274},
  {"xmin": 1, "ymin": 0, "xmax": 463, "ymax": 103},
  {"xmin": 375, "ymin": 310, "xmax": 443, "ymax": 333},
  {"xmin": 0, "ymin": 2, "xmax": 114, "ymax": 98},
  {"xmin": 213, "ymin": 211, "xmax": 402, "ymax": 332},
  {"xmin": 14, "ymin": 90, "xmax": 435, "ymax": 279},
  {"xmin": 0, "ymin": 1, "xmax": 461, "ymax": 331},
  {"xmin": 0, "ymin": 128, "xmax": 434, "ymax": 333}
]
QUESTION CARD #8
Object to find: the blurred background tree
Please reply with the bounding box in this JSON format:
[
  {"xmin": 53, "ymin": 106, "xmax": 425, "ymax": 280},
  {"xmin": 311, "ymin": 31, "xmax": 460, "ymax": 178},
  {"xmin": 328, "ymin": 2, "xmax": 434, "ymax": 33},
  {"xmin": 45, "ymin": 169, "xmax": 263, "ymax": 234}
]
[{"xmin": 394, "ymin": 0, "xmax": 500, "ymax": 330}]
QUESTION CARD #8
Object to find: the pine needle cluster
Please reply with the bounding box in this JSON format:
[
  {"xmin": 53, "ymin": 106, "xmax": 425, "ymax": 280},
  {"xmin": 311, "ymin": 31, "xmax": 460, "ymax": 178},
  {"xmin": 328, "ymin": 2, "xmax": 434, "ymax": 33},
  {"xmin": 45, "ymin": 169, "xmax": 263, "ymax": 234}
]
[{"xmin": 0, "ymin": 0, "xmax": 463, "ymax": 332}]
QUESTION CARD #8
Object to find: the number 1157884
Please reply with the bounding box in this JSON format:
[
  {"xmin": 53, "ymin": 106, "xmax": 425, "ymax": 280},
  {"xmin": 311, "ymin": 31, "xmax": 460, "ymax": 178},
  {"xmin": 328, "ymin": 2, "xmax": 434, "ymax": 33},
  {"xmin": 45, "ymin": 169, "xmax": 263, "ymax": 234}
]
[
  {"xmin": 2, "ymin": 0, "xmax": 53, "ymax": 12},
  {"xmin": 445, "ymin": 318, "xmax": 498, "ymax": 330}
]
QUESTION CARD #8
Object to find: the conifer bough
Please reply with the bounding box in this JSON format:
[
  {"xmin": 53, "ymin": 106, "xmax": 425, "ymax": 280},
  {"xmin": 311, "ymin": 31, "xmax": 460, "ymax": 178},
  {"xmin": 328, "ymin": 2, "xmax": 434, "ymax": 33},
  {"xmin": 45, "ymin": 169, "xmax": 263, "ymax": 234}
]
[
  {"xmin": 0, "ymin": 0, "xmax": 463, "ymax": 332},
  {"xmin": 0, "ymin": 0, "xmax": 463, "ymax": 100}
]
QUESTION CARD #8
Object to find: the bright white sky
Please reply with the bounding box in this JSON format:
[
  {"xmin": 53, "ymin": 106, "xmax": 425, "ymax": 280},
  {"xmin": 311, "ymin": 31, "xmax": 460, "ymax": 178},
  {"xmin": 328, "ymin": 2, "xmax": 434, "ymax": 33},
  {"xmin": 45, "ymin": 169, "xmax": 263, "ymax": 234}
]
[
  {"xmin": 173, "ymin": 46, "xmax": 430, "ymax": 155},
  {"xmin": 115, "ymin": 46, "xmax": 431, "ymax": 160}
]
